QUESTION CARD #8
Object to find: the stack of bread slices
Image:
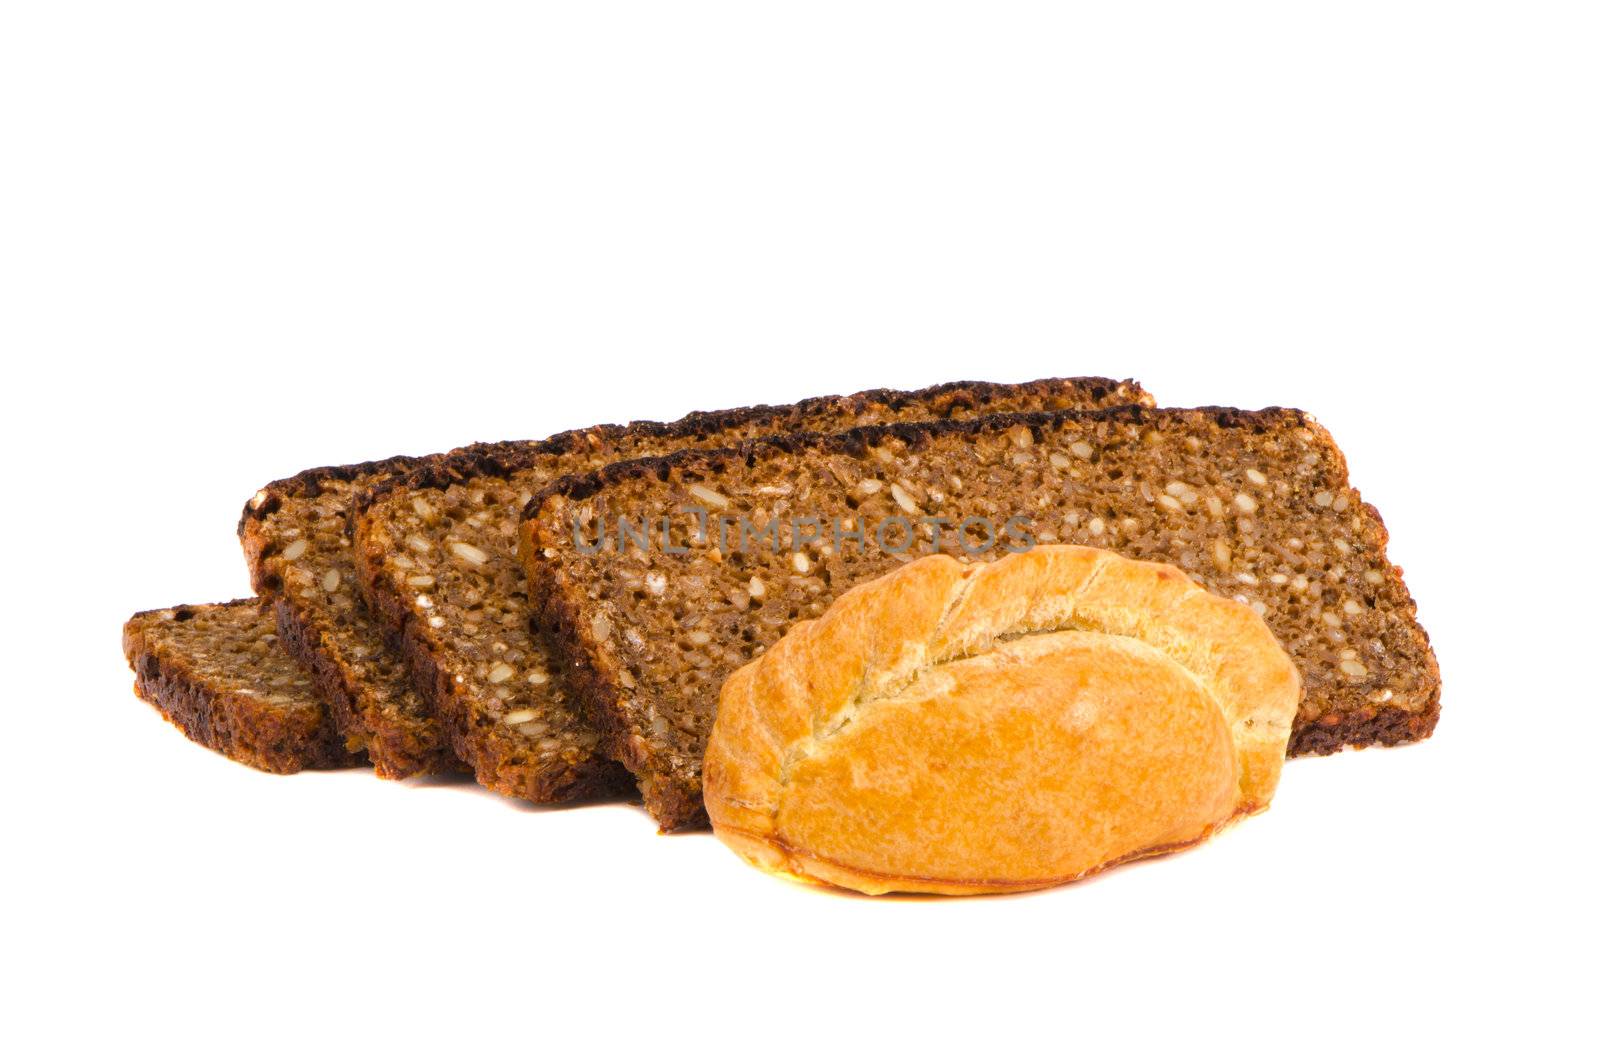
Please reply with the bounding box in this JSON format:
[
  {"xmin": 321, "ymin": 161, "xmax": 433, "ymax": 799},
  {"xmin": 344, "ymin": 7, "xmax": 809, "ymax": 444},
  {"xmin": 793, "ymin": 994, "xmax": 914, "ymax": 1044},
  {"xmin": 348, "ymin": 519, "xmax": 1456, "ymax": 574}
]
[{"xmin": 124, "ymin": 377, "xmax": 1440, "ymax": 831}]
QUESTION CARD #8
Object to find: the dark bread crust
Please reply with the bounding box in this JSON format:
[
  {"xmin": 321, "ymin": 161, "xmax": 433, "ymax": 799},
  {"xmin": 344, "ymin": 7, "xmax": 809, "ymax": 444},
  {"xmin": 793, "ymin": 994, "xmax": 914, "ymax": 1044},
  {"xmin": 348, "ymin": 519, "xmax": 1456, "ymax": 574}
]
[
  {"xmin": 1289, "ymin": 699, "xmax": 1435, "ymax": 755},
  {"xmin": 525, "ymin": 406, "xmax": 1441, "ymax": 830},
  {"xmin": 360, "ymin": 378, "xmax": 1150, "ymax": 505},
  {"xmin": 238, "ymin": 454, "xmax": 428, "ymax": 538},
  {"xmin": 123, "ymin": 600, "xmax": 362, "ymax": 774},
  {"xmin": 351, "ymin": 378, "xmax": 1153, "ymax": 807},
  {"xmin": 531, "ymin": 406, "xmax": 1313, "ymax": 510}
]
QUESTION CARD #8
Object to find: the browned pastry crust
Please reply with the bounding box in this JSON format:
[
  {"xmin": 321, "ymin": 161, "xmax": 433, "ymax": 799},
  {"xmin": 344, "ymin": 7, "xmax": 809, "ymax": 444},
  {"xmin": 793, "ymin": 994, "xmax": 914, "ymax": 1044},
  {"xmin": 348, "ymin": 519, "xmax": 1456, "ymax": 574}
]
[
  {"xmin": 703, "ymin": 546, "xmax": 1301, "ymax": 894},
  {"xmin": 349, "ymin": 378, "xmax": 1152, "ymax": 805},
  {"xmin": 122, "ymin": 599, "xmax": 361, "ymax": 773},
  {"xmin": 526, "ymin": 406, "xmax": 1441, "ymax": 831}
]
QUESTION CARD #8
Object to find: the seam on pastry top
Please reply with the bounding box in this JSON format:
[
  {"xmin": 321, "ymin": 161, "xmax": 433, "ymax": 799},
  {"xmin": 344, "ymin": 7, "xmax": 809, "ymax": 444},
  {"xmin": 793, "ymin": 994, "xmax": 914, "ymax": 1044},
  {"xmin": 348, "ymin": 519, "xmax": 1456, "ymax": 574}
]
[
  {"xmin": 924, "ymin": 565, "xmax": 984, "ymax": 658},
  {"xmin": 772, "ymin": 620, "xmax": 1188, "ymax": 791}
]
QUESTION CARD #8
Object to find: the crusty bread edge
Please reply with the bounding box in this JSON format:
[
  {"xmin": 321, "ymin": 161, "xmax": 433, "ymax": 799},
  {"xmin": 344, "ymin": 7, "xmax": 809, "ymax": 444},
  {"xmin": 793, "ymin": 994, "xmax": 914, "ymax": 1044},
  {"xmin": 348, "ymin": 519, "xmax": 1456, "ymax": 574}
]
[
  {"xmin": 360, "ymin": 377, "xmax": 1152, "ymax": 510},
  {"xmin": 237, "ymin": 453, "xmax": 431, "ymax": 543}
]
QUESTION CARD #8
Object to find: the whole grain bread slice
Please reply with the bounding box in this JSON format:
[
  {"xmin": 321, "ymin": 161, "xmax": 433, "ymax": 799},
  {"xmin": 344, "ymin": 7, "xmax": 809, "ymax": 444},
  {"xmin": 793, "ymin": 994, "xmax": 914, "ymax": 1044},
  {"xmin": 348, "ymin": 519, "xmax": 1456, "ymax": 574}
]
[
  {"xmin": 523, "ymin": 407, "xmax": 1442, "ymax": 830},
  {"xmin": 351, "ymin": 379, "xmax": 1154, "ymax": 805},
  {"xmin": 240, "ymin": 455, "xmax": 466, "ymax": 779},
  {"xmin": 123, "ymin": 599, "xmax": 363, "ymax": 773}
]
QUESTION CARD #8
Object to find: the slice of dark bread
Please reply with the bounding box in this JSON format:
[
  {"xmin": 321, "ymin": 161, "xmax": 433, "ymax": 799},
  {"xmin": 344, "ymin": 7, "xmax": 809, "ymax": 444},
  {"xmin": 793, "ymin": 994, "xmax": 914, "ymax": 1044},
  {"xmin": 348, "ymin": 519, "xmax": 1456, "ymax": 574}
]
[
  {"xmin": 351, "ymin": 379, "xmax": 1154, "ymax": 806},
  {"xmin": 239, "ymin": 456, "xmax": 465, "ymax": 779},
  {"xmin": 123, "ymin": 599, "xmax": 362, "ymax": 773},
  {"xmin": 524, "ymin": 407, "xmax": 1442, "ymax": 830}
]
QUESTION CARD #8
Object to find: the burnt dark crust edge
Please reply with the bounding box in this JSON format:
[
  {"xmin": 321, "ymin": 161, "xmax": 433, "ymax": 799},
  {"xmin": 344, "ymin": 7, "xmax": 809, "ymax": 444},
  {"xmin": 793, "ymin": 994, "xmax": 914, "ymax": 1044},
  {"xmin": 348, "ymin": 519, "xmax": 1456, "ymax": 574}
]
[
  {"xmin": 524, "ymin": 405, "xmax": 1442, "ymax": 831},
  {"xmin": 357, "ymin": 377, "xmax": 1151, "ymax": 512},
  {"xmin": 122, "ymin": 600, "xmax": 363, "ymax": 774},
  {"xmin": 1289, "ymin": 703, "xmax": 1438, "ymax": 755},
  {"xmin": 525, "ymin": 405, "xmax": 1305, "ymax": 518},
  {"xmin": 237, "ymin": 453, "xmax": 431, "ymax": 538}
]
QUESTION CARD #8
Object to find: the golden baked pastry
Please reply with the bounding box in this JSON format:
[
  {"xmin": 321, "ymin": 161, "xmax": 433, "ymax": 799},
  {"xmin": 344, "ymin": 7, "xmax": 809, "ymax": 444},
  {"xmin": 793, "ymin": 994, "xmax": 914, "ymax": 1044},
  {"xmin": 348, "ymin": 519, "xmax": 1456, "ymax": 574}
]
[{"xmin": 702, "ymin": 545, "xmax": 1302, "ymax": 895}]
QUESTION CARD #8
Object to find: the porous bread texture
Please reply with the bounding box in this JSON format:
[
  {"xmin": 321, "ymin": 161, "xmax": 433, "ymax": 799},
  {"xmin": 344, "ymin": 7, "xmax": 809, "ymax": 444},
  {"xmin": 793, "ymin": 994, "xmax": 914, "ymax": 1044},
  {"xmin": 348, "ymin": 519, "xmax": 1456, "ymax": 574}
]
[
  {"xmin": 240, "ymin": 456, "xmax": 461, "ymax": 778},
  {"xmin": 352, "ymin": 379, "xmax": 1152, "ymax": 805},
  {"xmin": 704, "ymin": 546, "xmax": 1301, "ymax": 895},
  {"xmin": 526, "ymin": 406, "xmax": 1441, "ymax": 831},
  {"xmin": 122, "ymin": 599, "xmax": 361, "ymax": 773}
]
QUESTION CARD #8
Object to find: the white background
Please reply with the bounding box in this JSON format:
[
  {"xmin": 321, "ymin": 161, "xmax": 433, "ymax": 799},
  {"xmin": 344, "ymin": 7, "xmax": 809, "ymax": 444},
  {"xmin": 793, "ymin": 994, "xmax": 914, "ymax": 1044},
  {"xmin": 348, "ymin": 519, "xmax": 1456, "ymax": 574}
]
[{"xmin": 4, "ymin": 2, "xmax": 1596, "ymax": 1056}]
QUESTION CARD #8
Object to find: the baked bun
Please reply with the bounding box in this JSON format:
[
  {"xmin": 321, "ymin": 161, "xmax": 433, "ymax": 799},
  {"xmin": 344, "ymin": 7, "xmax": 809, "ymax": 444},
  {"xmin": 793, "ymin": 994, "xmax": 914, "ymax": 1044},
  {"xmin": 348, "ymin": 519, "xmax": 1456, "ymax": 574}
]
[{"xmin": 702, "ymin": 545, "xmax": 1301, "ymax": 895}]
